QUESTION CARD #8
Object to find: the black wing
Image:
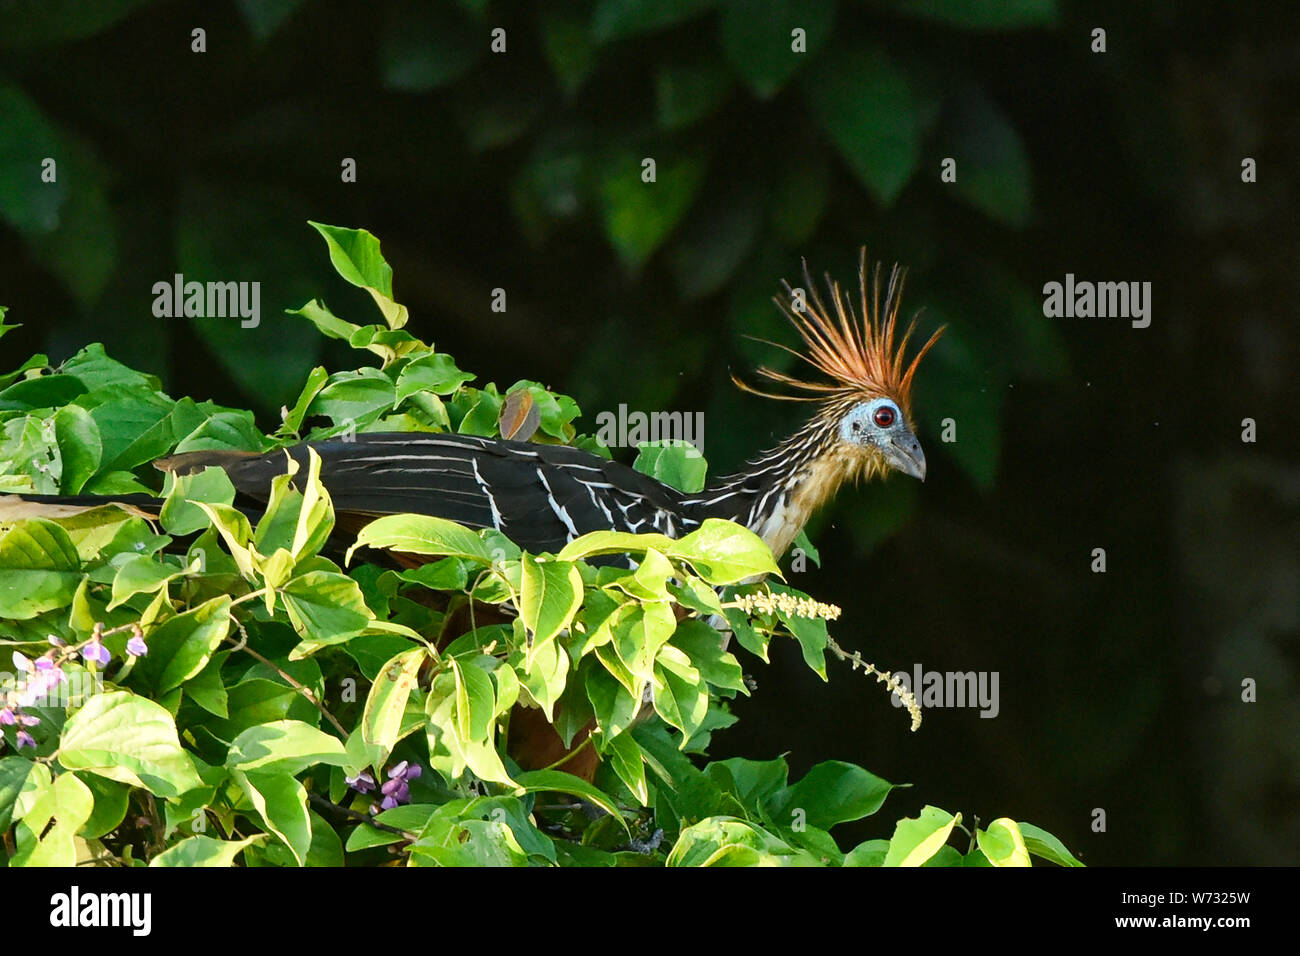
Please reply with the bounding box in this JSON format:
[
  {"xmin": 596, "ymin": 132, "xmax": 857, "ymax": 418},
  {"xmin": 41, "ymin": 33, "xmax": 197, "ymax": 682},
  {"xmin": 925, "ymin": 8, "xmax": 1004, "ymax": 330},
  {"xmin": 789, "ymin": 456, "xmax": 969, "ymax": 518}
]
[{"xmin": 159, "ymin": 433, "xmax": 701, "ymax": 554}]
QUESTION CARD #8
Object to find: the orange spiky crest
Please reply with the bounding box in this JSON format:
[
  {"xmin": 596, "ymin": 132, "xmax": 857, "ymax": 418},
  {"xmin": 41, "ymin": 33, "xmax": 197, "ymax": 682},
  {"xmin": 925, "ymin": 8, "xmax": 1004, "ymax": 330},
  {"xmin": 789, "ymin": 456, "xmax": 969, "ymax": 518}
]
[{"xmin": 733, "ymin": 248, "xmax": 944, "ymax": 422}]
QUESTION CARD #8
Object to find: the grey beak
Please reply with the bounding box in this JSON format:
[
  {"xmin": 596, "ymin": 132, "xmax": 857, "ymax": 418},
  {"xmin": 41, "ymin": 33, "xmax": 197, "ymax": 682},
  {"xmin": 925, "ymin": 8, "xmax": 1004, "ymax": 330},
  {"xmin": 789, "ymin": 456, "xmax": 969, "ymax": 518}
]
[{"xmin": 881, "ymin": 429, "xmax": 927, "ymax": 481}]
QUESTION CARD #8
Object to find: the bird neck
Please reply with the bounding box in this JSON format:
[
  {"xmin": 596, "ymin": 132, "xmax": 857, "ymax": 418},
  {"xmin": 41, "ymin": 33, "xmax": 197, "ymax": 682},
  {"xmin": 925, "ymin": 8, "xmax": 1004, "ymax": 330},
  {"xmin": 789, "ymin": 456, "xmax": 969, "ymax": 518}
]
[{"xmin": 685, "ymin": 414, "xmax": 872, "ymax": 556}]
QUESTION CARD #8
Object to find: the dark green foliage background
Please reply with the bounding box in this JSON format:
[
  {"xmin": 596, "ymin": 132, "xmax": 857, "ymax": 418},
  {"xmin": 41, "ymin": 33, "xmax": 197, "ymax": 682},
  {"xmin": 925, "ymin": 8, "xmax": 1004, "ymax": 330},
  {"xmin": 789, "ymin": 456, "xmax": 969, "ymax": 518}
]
[{"xmin": 1, "ymin": 0, "xmax": 1296, "ymax": 864}]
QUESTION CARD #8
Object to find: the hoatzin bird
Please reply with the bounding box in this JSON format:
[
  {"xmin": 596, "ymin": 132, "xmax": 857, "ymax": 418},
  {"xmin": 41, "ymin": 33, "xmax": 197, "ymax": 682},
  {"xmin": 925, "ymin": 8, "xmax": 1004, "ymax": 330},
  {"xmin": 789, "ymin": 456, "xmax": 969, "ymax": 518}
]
[{"xmin": 2, "ymin": 250, "xmax": 942, "ymax": 771}]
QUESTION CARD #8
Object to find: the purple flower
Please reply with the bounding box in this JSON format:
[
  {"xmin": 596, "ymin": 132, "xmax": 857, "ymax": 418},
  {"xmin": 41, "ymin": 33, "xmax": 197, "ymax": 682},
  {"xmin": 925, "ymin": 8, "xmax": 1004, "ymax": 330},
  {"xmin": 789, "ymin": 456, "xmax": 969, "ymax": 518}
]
[
  {"xmin": 18, "ymin": 713, "xmax": 39, "ymax": 727},
  {"xmin": 34, "ymin": 657, "xmax": 65, "ymax": 684},
  {"xmin": 126, "ymin": 636, "xmax": 148, "ymax": 657},
  {"xmin": 15, "ymin": 730, "xmax": 35, "ymax": 750},
  {"xmin": 380, "ymin": 778, "xmax": 410, "ymax": 804},
  {"xmin": 379, "ymin": 795, "xmax": 400, "ymax": 811},
  {"xmin": 345, "ymin": 771, "xmax": 376, "ymax": 794},
  {"xmin": 388, "ymin": 760, "xmax": 422, "ymax": 782},
  {"xmin": 0, "ymin": 708, "xmax": 15, "ymax": 726},
  {"xmin": 47, "ymin": 635, "xmax": 66, "ymax": 647},
  {"xmin": 81, "ymin": 640, "xmax": 111, "ymax": 666}
]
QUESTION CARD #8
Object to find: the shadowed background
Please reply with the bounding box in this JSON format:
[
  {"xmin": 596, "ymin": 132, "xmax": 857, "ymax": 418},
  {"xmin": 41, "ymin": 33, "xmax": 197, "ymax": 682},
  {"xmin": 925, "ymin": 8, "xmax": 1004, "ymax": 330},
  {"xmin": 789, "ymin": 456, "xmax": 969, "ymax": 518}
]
[{"xmin": 1, "ymin": 0, "xmax": 1296, "ymax": 864}]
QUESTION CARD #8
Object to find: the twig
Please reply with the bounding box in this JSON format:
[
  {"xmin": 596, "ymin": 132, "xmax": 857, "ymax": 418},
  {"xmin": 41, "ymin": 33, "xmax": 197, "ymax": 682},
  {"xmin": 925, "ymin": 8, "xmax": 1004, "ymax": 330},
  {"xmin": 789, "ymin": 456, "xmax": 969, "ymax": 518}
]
[
  {"xmin": 225, "ymin": 620, "xmax": 348, "ymax": 736},
  {"xmin": 307, "ymin": 793, "xmax": 419, "ymax": 842}
]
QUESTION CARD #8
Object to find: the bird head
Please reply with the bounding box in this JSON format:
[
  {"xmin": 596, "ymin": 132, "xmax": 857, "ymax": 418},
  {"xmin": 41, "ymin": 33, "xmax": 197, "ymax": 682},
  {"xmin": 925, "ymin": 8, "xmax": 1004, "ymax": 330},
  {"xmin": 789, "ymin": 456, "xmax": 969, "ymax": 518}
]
[{"xmin": 733, "ymin": 248, "xmax": 943, "ymax": 483}]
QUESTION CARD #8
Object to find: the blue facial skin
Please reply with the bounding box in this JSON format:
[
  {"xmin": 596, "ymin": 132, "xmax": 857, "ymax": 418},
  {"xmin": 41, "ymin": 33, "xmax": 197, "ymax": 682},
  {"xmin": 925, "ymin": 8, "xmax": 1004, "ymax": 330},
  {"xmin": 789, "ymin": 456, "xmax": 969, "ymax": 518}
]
[{"xmin": 839, "ymin": 397, "xmax": 926, "ymax": 481}]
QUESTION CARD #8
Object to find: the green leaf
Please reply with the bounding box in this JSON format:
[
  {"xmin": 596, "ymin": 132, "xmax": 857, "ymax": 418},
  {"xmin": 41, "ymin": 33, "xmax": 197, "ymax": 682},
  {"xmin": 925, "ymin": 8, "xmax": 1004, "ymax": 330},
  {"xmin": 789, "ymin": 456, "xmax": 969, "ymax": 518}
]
[
  {"xmin": 59, "ymin": 344, "xmax": 155, "ymax": 391},
  {"xmin": 0, "ymin": 517, "xmax": 80, "ymax": 570},
  {"xmin": 151, "ymin": 833, "xmax": 268, "ymax": 867},
  {"xmin": 0, "ymin": 373, "xmax": 84, "ymax": 411},
  {"xmin": 279, "ymin": 365, "xmax": 331, "ymax": 435},
  {"xmin": 667, "ymin": 519, "xmax": 781, "ymax": 584},
  {"xmin": 232, "ymin": 768, "xmax": 312, "ymax": 866},
  {"xmin": 88, "ymin": 391, "xmax": 187, "ymax": 472},
  {"xmin": 944, "ymin": 88, "xmax": 1033, "ymax": 226},
  {"xmin": 0, "ymin": 756, "xmax": 36, "ymax": 832},
  {"xmin": 671, "ymin": 619, "xmax": 747, "ymax": 692},
  {"xmin": 281, "ymin": 571, "xmax": 373, "ymax": 646},
  {"xmin": 842, "ymin": 838, "xmax": 890, "ymax": 866},
  {"xmin": 305, "ymin": 368, "xmax": 398, "ymax": 426},
  {"xmin": 160, "ymin": 465, "xmax": 238, "ymax": 536},
  {"xmin": 790, "ymin": 529, "xmax": 820, "ymax": 567},
  {"xmin": 451, "ymin": 657, "xmax": 497, "ymax": 745},
  {"xmin": 287, "ymin": 299, "xmax": 361, "ymax": 342},
  {"xmin": 976, "ymin": 817, "xmax": 1031, "ymax": 867},
  {"xmin": 226, "ymin": 720, "xmax": 348, "ymax": 775},
  {"xmin": 803, "ymin": 45, "xmax": 936, "ymax": 204},
  {"xmin": 604, "ymin": 731, "xmax": 649, "ymax": 804},
  {"xmin": 515, "ymin": 769, "xmax": 629, "ymax": 834},
  {"xmin": 185, "ymin": 657, "xmax": 229, "ymax": 718},
  {"xmin": 174, "ymin": 410, "xmax": 264, "ymax": 454},
  {"xmin": 106, "ymin": 554, "xmax": 188, "ymax": 610},
  {"xmin": 133, "ymin": 595, "xmax": 232, "ymax": 694},
  {"xmin": 705, "ymin": 756, "xmax": 788, "ymax": 816},
  {"xmin": 586, "ymin": 661, "xmax": 640, "ymax": 739},
  {"xmin": 520, "ymin": 556, "xmax": 583, "ymax": 662},
  {"xmin": 767, "ymin": 761, "xmax": 896, "ymax": 830},
  {"xmin": 719, "ymin": 0, "xmax": 836, "ymax": 98},
  {"xmin": 557, "ymin": 528, "xmax": 674, "ymax": 562},
  {"xmin": 399, "ymin": 558, "xmax": 470, "ymax": 592},
  {"xmin": 513, "ymin": 633, "xmax": 569, "ymax": 721},
  {"xmin": 1019, "ymin": 821, "xmax": 1084, "ymax": 867},
  {"xmin": 769, "ymin": 583, "xmax": 830, "ymax": 678},
  {"xmin": 612, "ymin": 602, "xmax": 677, "ymax": 694},
  {"xmin": 883, "ymin": 805, "xmax": 960, "ymax": 867},
  {"xmin": 11, "ymin": 770, "xmax": 94, "ymax": 867},
  {"xmin": 58, "ymin": 691, "xmax": 203, "ymax": 798},
  {"xmin": 724, "ymin": 606, "xmax": 770, "ymax": 662},
  {"xmin": 362, "ymin": 648, "xmax": 426, "ymax": 753},
  {"xmin": 455, "ymin": 387, "xmax": 502, "ymax": 436},
  {"xmin": 49, "ymin": 403, "xmax": 99, "ymax": 494},
  {"xmin": 395, "ymin": 353, "xmax": 475, "ymax": 402},
  {"xmin": 651, "ymin": 645, "xmax": 709, "ymax": 741},
  {"xmin": 503, "ymin": 381, "xmax": 580, "ymax": 440},
  {"xmin": 349, "ymin": 513, "xmax": 496, "ymax": 565},
  {"xmin": 308, "ymin": 221, "xmax": 408, "ymax": 329},
  {"xmin": 0, "ymin": 568, "xmax": 81, "ymax": 619},
  {"xmin": 76, "ymin": 772, "xmax": 130, "ymax": 839},
  {"xmin": 600, "ymin": 151, "xmax": 708, "ymax": 269},
  {"xmin": 633, "ymin": 724, "xmax": 725, "ymax": 824},
  {"xmin": 667, "ymin": 815, "xmax": 820, "ymax": 867},
  {"xmin": 0, "ymin": 519, "xmax": 82, "ymax": 618},
  {"xmin": 667, "ymin": 576, "xmax": 725, "ymax": 616},
  {"xmin": 633, "ymin": 441, "xmax": 707, "ymax": 492}
]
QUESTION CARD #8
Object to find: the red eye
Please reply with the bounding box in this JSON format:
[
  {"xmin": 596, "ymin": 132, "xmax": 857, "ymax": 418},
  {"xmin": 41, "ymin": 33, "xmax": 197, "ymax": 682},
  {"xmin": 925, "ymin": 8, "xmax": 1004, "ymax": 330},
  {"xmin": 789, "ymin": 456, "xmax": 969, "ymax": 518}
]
[{"xmin": 873, "ymin": 406, "xmax": 896, "ymax": 428}]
